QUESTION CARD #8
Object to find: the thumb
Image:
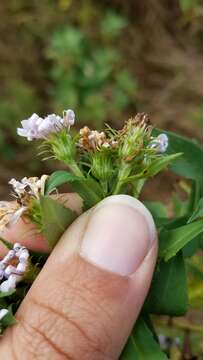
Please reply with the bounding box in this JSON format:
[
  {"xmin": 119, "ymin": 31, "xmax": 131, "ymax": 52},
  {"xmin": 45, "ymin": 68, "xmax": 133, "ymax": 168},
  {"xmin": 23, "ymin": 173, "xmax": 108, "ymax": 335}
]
[{"xmin": 0, "ymin": 195, "xmax": 157, "ymax": 360}]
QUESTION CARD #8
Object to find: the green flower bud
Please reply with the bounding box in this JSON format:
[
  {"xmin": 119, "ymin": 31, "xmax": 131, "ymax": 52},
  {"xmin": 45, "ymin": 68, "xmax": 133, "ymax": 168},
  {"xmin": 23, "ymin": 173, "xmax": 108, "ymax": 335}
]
[
  {"xmin": 119, "ymin": 113, "xmax": 152, "ymax": 162},
  {"xmin": 91, "ymin": 151, "xmax": 114, "ymax": 181},
  {"xmin": 49, "ymin": 130, "xmax": 76, "ymax": 164}
]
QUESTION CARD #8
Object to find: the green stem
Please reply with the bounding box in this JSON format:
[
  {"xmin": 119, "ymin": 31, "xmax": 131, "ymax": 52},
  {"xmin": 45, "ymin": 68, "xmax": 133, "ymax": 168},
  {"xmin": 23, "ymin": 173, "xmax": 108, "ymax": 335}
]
[
  {"xmin": 101, "ymin": 180, "xmax": 108, "ymax": 196},
  {"xmin": 68, "ymin": 161, "xmax": 85, "ymax": 178},
  {"xmin": 132, "ymin": 179, "xmax": 146, "ymax": 198},
  {"xmin": 67, "ymin": 161, "xmax": 102, "ymax": 207},
  {"xmin": 113, "ymin": 162, "xmax": 132, "ymax": 195}
]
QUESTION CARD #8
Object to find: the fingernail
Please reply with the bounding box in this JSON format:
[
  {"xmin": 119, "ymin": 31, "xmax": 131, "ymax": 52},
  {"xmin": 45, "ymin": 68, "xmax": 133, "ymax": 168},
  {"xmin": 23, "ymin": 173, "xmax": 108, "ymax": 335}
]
[{"xmin": 80, "ymin": 195, "xmax": 157, "ymax": 276}]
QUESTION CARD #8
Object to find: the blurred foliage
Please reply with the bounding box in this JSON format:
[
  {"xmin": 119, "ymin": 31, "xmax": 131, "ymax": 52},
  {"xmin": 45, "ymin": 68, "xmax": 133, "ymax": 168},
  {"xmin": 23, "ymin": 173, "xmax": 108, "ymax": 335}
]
[
  {"xmin": 0, "ymin": 1, "xmax": 137, "ymax": 165},
  {"xmin": 47, "ymin": 12, "xmax": 136, "ymax": 127}
]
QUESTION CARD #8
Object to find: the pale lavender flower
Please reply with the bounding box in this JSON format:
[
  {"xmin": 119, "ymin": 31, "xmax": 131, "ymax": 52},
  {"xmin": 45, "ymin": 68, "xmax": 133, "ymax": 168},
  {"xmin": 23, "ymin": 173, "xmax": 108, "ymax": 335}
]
[
  {"xmin": 17, "ymin": 113, "xmax": 43, "ymax": 141},
  {"xmin": 63, "ymin": 109, "xmax": 75, "ymax": 127},
  {"xmin": 149, "ymin": 133, "xmax": 168, "ymax": 153},
  {"xmin": 17, "ymin": 110, "xmax": 75, "ymax": 141}
]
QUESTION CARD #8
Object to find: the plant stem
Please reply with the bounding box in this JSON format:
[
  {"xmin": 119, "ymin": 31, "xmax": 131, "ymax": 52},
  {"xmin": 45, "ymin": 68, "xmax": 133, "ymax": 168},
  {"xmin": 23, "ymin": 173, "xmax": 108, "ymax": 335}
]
[
  {"xmin": 101, "ymin": 180, "xmax": 108, "ymax": 196},
  {"xmin": 68, "ymin": 161, "xmax": 85, "ymax": 178},
  {"xmin": 113, "ymin": 162, "xmax": 132, "ymax": 195},
  {"xmin": 133, "ymin": 179, "xmax": 146, "ymax": 198},
  {"xmin": 67, "ymin": 161, "xmax": 102, "ymax": 207}
]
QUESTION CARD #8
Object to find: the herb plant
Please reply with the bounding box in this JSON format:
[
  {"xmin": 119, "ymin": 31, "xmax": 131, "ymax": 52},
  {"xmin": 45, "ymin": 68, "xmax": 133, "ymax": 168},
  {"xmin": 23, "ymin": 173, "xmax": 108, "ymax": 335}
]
[{"xmin": 0, "ymin": 109, "xmax": 203, "ymax": 359}]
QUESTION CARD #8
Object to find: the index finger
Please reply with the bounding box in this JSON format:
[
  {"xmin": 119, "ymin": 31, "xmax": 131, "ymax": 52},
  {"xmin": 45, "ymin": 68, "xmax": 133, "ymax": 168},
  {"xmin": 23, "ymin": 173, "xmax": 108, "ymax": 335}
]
[{"xmin": 0, "ymin": 193, "xmax": 82, "ymax": 256}]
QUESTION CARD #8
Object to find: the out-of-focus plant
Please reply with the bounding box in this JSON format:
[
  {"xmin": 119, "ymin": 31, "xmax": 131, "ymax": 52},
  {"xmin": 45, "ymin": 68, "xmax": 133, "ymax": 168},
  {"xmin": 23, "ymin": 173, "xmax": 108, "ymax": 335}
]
[
  {"xmin": 179, "ymin": 0, "xmax": 201, "ymax": 12},
  {"xmin": 46, "ymin": 11, "xmax": 137, "ymax": 127},
  {"xmin": 2, "ymin": 108, "xmax": 203, "ymax": 357},
  {"xmin": 0, "ymin": 79, "xmax": 40, "ymax": 160}
]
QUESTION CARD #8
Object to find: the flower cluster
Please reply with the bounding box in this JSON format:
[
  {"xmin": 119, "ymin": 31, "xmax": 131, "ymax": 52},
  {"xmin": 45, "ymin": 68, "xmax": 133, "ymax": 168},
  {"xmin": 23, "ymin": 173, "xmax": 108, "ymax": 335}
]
[
  {"xmin": 9, "ymin": 175, "xmax": 48, "ymax": 201},
  {"xmin": 78, "ymin": 126, "xmax": 118, "ymax": 151},
  {"xmin": 0, "ymin": 175, "xmax": 48, "ymax": 231},
  {"xmin": 16, "ymin": 109, "xmax": 170, "ymax": 202},
  {"xmin": 17, "ymin": 109, "xmax": 75, "ymax": 141},
  {"xmin": 0, "ymin": 243, "xmax": 29, "ymax": 293},
  {"xmin": 0, "ymin": 202, "xmax": 24, "ymax": 231}
]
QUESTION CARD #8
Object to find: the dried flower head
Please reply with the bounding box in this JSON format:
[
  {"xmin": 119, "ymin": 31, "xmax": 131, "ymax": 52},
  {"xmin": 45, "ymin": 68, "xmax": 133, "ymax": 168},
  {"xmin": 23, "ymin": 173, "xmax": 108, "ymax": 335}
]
[
  {"xmin": 79, "ymin": 126, "xmax": 118, "ymax": 151},
  {"xmin": 0, "ymin": 202, "xmax": 25, "ymax": 231},
  {"xmin": 0, "ymin": 175, "xmax": 49, "ymax": 231},
  {"xmin": 118, "ymin": 113, "xmax": 152, "ymax": 162},
  {"xmin": 9, "ymin": 175, "xmax": 48, "ymax": 202}
]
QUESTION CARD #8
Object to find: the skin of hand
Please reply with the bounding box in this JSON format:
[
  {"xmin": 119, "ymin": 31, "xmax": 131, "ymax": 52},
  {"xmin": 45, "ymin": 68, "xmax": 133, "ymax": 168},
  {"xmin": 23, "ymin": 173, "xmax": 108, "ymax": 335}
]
[{"xmin": 0, "ymin": 194, "xmax": 157, "ymax": 360}]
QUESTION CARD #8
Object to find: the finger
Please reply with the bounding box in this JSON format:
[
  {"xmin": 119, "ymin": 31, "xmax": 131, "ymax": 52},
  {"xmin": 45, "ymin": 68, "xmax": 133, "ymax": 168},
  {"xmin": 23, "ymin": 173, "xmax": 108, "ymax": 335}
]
[
  {"xmin": 0, "ymin": 193, "xmax": 82, "ymax": 255},
  {"xmin": 0, "ymin": 195, "xmax": 157, "ymax": 360}
]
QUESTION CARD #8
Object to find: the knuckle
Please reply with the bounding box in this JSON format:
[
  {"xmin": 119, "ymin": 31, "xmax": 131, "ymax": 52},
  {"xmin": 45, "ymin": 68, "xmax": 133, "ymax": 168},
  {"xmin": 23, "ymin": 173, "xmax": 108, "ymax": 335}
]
[{"xmin": 13, "ymin": 292, "xmax": 113, "ymax": 359}]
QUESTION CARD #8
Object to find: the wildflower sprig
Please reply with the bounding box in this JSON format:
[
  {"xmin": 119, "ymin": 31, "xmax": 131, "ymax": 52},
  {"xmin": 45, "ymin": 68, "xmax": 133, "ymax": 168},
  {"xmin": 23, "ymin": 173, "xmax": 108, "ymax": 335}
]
[
  {"xmin": 0, "ymin": 107, "xmax": 185, "ymax": 346},
  {"xmin": 0, "ymin": 109, "xmax": 180, "ymax": 244},
  {"xmin": 17, "ymin": 109, "xmax": 179, "ymax": 206}
]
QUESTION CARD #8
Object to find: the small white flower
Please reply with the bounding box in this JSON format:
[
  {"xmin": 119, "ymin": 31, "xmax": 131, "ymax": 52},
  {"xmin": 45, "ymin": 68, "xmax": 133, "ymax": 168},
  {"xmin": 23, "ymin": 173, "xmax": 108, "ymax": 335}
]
[
  {"xmin": 8, "ymin": 178, "xmax": 26, "ymax": 196},
  {"xmin": 41, "ymin": 114, "xmax": 63, "ymax": 134},
  {"xmin": 63, "ymin": 109, "xmax": 75, "ymax": 127},
  {"xmin": 17, "ymin": 110, "xmax": 75, "ymax": 141},
  {"xmin": 20, "ymin": 175, "xmax": 48, "ymax": 198},
  {"xmin": 0, "ymin": 280, "xmax": 12, "ymax": 292},
  {"xmin": 0, "ymin": 243, "xmax": 29, "ymax": 293},
  {"xmin": 17, "ymin": 113, "xmax": 43, "ymax": 141},
  {"xmin": 9, "ymin": 175, "xmax": 48, "ymax": 200},
  {"xmin": 0, "ymin": 309, "xmax": 9, "ymax": 320},
  {"xmin": 149, "ymin": 133, "xmax": 168, "ymax": 153}
]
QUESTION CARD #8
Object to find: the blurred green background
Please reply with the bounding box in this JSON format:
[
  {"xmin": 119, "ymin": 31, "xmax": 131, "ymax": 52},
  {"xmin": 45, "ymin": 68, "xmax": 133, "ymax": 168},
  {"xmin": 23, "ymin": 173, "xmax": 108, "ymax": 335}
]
[
  {"xmin": 1, "ymin": 0, "xmax": 203, "ymax": 198},
  {"xmin": 1, "ymin": 1, "xmax": 203, "ymax": 357}
]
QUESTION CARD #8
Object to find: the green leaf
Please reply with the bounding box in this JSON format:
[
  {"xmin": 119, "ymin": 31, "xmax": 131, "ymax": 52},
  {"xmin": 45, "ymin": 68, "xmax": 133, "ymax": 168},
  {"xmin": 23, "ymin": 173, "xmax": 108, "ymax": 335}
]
[
  {"xmin": 180, "ymin": 0, "xmax": 201, "ymax": 12},
  {"xmin": 159, "ymin": 220, "xmax": 203, "ymax": 261},
  {"xmin": 188, "ymin": 197, "xmax": 203, "ymax": 223},
  {"xmin": 40, "ymin": 196, "xmax": 77, "ymax": 248},
  {"xmin": 45, "ymin": 170, "xmax": 103, "ymax": 209},
  {"xmin": 154, "ymin": 129, "xmax": 203, "ymax": 180},
  {"xmin": 182, "ymin": 235, "xmax": 201, "ymax": 257},
  {"xmin": 121, "ymin": 317, "xmax": 168, "ymax": 360},
  {"xmin": 0, "ymin": 310, "xmax": 17, "ymax": 329},
  {"xmin": 144, "ymin": 253, "xmax": 188, "ymax": 315},
  {"xmin": 0, "ymin": 290, "xmax": 16, "ymax": 298},
  {"xmin": 71, "ymin": 177, "xmax": 103, "ymax": 209},
  {"xmin": 146, "ymin": 153, "xmax": 182, "ymax": 177},
  {"xmin": 144, "ymin": 201, "xmax": 168, "ymax": 219},
  {"xmin": 45, "ymin": 170, "xmax": 80, "ymax": 194}
]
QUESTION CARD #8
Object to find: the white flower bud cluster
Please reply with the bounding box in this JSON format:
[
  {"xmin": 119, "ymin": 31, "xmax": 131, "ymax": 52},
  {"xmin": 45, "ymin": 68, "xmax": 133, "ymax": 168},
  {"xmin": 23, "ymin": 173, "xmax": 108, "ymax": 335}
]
[
  {"xmin": 149, "ymin": 133, "xmax": 168, "ymax": 154},
  {"xmin": 17, "ymin": 109, "xmax": 75, "ymax": 141},
  {"xmin": 0, "ymin": 243, "xmax": 29, "ymax": 293},
  {"xmin": 9, "ymin": 175, "xmax": 48, "ymax": 199}
]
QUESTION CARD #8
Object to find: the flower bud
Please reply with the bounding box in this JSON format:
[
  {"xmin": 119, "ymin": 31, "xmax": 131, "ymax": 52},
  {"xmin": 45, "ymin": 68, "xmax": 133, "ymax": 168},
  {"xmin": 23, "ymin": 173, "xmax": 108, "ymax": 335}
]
[
  {"xmin": 50, "ymin": 130, "xmax": 76, "ymax": 164},
  {"xmin": 91, "ymin": 152, "xmax": 114, "ymax": 181},
  {"xmin": 119, "ymin": 114, "xmax": 152, "ymax": 162}
]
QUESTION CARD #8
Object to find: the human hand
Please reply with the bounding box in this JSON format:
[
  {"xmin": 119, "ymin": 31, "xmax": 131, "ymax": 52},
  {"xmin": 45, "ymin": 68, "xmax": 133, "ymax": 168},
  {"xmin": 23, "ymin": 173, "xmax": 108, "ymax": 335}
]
[{"xmin": 0, "ymin": 194, "xmax": 157, "ymax": 359}]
